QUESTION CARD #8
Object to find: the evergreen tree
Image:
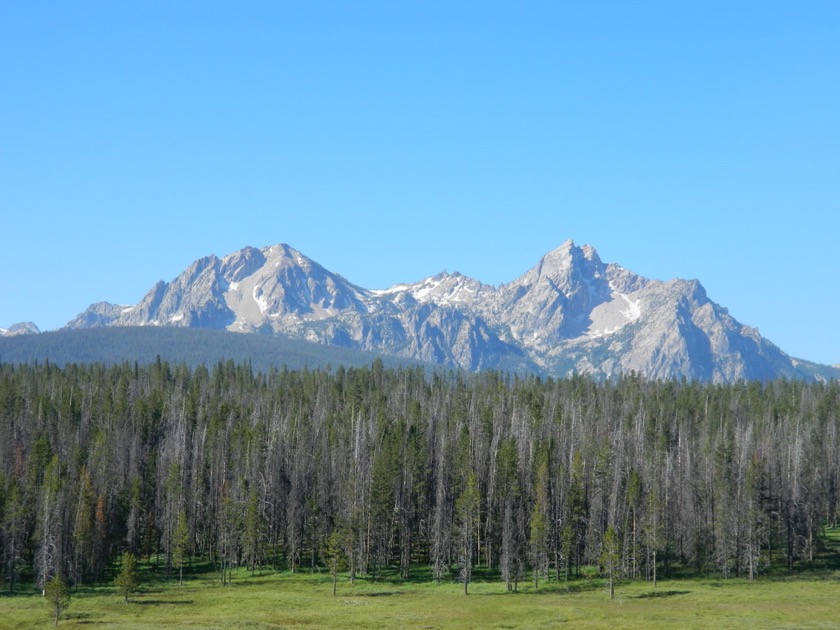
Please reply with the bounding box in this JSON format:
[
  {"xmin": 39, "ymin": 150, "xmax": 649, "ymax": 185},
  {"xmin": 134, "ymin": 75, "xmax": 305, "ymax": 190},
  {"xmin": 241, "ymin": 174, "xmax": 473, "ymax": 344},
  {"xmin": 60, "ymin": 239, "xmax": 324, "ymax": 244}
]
[
  {"xmin": 93, "ymin": 494, "xmax": 108, "ymax": 582},
  {"xmin": 497, "ymin": 439, "xmax": 521, "ymax": 592},
  {"xmin": 44, "ymin": 574, "xmax": 70, "ymax": 626},
  {"xmin": 114, "ymin": 552, "xmax": 139, "ymax": 603},
  {"xmin": 0, "ymin": 361, "xmax": 838, "ymax": 595},
  {"xmin": 3, "ymin": 480, "xmax": 29, "ymax": 593},
  {"xmin": 456, "ymin": 472, "xmax": 480, "ymax": 594},
  {"xmin": 642, "ymin": 485, "xmax": 663, "ymax": 587},
  {"xmin": 172, "ymin": 509, "xmax": 190, "ymax": 585},
  {"xmin": 529, "ymin": 459, "xmax": 549, "ymax": 590},
  {"xmin": 600, "ymin": 527, "xmax": 621, "ymax": 599},
  {"xmin": 242, "ymin": 488, "xmax": 261, "ymax": 573},
  {"xmin": 326, "ymin": 526, "xmax": 349, "ymax": 596},
  {"xmin": 72, "ymin": 467, "xmax": 95, "ymax": 586}
]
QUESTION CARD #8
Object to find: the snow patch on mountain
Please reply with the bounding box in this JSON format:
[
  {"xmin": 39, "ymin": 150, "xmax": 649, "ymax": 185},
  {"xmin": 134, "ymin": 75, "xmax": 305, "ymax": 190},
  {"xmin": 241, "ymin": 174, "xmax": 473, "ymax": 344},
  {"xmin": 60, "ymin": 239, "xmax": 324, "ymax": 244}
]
[
  {"xmin": 254, "ymin": 286, "xmax": 269, "ymax": 314},
  {"xmin": 586, "ymin": 293, "xmax": 643, "ymax": 339},
  {"xmin": 61, "ymin": 240, "xmax": 838, "ymax": 383}
]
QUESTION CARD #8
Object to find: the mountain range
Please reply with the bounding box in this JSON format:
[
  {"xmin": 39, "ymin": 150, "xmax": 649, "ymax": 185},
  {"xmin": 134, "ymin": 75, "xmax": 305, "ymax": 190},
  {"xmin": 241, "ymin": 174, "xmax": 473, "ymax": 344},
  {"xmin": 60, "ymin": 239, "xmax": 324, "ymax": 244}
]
[{"xmin": 4, "ymin": 241, "xmax": 838, "ymax": 382}]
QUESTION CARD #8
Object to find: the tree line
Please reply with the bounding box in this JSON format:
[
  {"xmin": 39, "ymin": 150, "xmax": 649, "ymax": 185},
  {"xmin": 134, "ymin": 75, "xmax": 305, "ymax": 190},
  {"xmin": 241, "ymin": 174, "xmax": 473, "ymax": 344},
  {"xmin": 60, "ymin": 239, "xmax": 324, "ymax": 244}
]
[{"xmin": 1, "ymin": 359, "xmax": 838, "ymax": 593}]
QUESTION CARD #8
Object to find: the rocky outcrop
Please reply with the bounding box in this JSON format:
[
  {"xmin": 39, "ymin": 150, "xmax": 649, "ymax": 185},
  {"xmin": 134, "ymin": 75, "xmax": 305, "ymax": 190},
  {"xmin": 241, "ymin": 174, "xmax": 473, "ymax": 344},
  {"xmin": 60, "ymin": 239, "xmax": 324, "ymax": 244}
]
[{"xmin": 63, "ymin": 241, "xmax": 835, "ymax": 383}]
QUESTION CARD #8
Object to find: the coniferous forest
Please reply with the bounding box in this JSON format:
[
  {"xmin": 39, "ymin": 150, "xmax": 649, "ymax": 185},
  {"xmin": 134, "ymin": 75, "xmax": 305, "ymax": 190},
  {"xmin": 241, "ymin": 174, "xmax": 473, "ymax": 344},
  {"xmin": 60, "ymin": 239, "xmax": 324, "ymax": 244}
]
[{"xmin": 1, "ymin": 359, "xmax": 839, "ymax": 594}]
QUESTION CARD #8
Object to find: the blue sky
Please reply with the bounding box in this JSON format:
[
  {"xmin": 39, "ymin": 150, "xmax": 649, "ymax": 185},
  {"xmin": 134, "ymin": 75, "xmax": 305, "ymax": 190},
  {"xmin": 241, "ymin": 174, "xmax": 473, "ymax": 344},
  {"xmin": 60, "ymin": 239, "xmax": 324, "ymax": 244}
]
[{"xmin": 2, "ymin": 2, "xmax": 838, "ymax": 365}]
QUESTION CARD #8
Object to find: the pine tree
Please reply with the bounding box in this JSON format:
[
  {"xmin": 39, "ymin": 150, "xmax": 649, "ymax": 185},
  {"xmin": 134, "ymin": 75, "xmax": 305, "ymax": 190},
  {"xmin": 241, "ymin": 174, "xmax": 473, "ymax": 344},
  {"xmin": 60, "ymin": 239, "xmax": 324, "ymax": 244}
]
[
  {"xmin": 73, "ymin": 468, "xmax": 95, "ymax": 586},
  {"xmin": 456, "ymin": 472, "xmax": 480, "ymax": 595},
  {"xmin": 114, "ymin": 552, "xmax": 139, "ymax": 603},
  {"xmin": 600, "ymin": 527, "xmax": 621, "ymax": 600},
  {"xmin": 44, "ymin": 574, "xmax": 70, "ymax": 626},
  {"xmin": 642, "ymin": 485, "xmax": 663, "ymax": 587},
  {"xmin": 242, "ymin": 488, "xmax": 261, "ymax": 573},
  {"xmin": 3, "ymin": 480, "xmax": 29, "ymax": 594},
  {"xmin": 326, "ymin": 526, "xmax": 349, "ymax": 596},
  {"xmin": 93, "ymin": 494, "xmax": 108, "ymax": 582},
  {"xmin": 529, "ymin": 459, "xmax": 549, "ymax": 590},
  {"xmin": 172, "ymin": 510, "xmax": 190, "ymax": 585},
  {"xmin": 497, "ymin": 439, "xmax": 520, "ymax": 592}
]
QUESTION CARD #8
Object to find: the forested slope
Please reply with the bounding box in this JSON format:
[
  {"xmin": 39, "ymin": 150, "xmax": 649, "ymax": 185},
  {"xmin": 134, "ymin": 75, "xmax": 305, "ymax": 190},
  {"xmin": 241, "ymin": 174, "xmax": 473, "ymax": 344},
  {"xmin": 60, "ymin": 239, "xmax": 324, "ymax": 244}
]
[
  {"xmin": 1, "ymin": 360, "xmax": 838, "ymax": 593},
  {"xmin": 0, "ymin": 327, "xmax": 428, "ymax": 372}
]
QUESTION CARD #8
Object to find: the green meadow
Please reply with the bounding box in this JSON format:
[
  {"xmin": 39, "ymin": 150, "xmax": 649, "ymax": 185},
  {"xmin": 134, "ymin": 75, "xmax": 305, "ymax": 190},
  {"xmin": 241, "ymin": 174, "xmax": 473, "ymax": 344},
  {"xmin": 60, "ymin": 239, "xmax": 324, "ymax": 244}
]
[{"xmin": 3, "ymin": 536, "xmax": 839, "ymax": 630}]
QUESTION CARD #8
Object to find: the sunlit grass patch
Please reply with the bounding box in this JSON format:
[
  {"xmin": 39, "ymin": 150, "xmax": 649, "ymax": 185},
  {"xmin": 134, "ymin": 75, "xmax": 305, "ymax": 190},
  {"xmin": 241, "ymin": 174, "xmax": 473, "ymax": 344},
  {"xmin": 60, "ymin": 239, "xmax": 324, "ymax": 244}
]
[{"xmin": 2, "ymin": 548, "xmax": 840, "ymax": 630}]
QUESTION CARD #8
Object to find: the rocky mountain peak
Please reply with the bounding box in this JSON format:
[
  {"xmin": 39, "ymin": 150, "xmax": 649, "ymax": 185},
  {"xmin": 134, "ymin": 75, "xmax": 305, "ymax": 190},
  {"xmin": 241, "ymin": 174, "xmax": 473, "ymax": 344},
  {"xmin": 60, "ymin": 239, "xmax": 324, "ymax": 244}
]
[
  {"xmin": 516, "ymin": 240, "xmax": 608, "ymax": 293},
  {"xmin": 57, "ymin": 240, "xmax": 838, "ymax": 383},
  {"xmin": 491, "ymin": 241, "xmax": 613, "ymax": 346},
  {"xmin": 606, "ymin": 263, "xmax": 649, "ymax": 294},
  {"xmin": 263, "ymin": 243, "xmax": 310, "ymax": 268},
  {"xmin": 0, "ymin": 322, "xmax": 41, "ymax": 336},
  {"xmin": 220, "ymin": 246, "xmax": 267, "ymax": 282},
  {"xmin": 532, "ymin": 239, "xmax": 576, "ymax": 277}
]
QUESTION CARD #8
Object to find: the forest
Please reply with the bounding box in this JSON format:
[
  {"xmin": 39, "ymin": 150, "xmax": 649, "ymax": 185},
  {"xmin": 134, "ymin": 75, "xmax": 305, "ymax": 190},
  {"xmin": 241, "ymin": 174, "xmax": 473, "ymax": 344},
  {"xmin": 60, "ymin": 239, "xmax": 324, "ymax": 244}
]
[{"xmin": 1, "ymin": 358, "xmax": 839, "ymax": 595}]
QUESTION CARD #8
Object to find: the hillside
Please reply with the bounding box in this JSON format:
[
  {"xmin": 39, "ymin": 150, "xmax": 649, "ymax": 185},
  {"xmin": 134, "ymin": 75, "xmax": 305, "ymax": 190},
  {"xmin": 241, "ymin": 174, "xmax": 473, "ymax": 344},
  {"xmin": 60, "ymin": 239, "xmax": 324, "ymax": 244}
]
[{"xmin": 0, "ymin": 326, "xmax": 430, "ymax": 372}]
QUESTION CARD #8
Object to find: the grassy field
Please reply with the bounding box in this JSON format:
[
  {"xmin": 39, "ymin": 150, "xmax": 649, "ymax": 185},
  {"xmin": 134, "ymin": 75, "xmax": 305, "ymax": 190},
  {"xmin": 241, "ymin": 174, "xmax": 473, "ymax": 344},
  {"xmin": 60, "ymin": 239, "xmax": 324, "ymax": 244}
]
[{"xmin": 2, "ymin": 534, "xmax": 839, "ymax": 629}]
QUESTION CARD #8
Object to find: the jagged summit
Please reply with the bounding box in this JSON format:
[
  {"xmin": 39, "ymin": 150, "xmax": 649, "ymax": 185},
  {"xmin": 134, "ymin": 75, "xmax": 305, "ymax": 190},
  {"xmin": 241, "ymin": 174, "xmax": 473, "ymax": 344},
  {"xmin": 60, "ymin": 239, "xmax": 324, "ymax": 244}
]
[
  {"xmin": 61, "ymin": 241, "xmax": 836, "ymax": 383},
  {"xmin": 373, "ymin": 270, "xmax": 493, "ymax": 311},
  {"xmin": 0, "ymin": 322, "xmax": 40, "ymax": 337}
]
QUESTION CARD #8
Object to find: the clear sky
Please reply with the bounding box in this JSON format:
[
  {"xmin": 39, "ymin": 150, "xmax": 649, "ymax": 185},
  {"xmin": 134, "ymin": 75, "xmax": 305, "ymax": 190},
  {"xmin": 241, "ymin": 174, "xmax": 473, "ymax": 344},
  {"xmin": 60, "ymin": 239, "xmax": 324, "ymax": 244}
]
[{"xmin": 2, "ymin": 2, "xmax": 838, "ymax": 365}]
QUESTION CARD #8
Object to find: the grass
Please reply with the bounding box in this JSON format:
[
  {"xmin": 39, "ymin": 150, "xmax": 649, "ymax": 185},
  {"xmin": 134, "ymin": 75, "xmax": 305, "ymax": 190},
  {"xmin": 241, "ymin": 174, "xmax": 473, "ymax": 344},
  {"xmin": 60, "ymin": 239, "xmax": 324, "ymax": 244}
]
[{"xmin": 2, "ymin": 534, "xmax": 840, "ymax": 629}]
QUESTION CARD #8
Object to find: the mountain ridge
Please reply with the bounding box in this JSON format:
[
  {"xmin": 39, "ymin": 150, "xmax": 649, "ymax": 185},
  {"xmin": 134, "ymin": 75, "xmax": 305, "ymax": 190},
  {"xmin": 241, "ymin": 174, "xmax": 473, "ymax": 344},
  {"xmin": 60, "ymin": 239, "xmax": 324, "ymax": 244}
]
[{"xmin": 11, "ymin": 240, "xmax": 837, "ymax": 383}]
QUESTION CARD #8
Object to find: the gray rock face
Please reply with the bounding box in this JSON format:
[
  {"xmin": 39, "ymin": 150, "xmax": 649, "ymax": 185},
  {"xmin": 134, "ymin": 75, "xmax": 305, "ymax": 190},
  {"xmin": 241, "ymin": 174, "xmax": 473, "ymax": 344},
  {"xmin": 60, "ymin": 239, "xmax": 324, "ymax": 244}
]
[
  {"xmin": 0, "ymin": 321, "xmax": 41, "ymax": 337},
  {"xmin": 64, "ymin": 241, "xmax": 834, "ymax": 382}
]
